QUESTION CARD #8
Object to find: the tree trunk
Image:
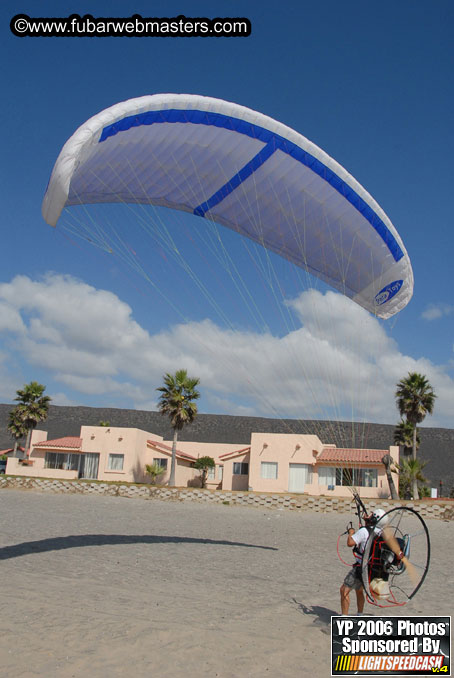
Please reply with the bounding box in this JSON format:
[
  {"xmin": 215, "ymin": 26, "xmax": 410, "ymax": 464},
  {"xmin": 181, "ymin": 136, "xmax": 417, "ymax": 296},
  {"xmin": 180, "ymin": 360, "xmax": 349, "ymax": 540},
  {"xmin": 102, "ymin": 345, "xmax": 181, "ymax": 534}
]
[
  {"xmin": 412, "ymin": 425, "xmax": 419, "ymax": 499},
  {"xmin": 169, "ymin": 429, "xmax": 178, "ymax": 487},
  {"xmin": 23, "ymin": 429, "xmax": 32, "ymax": 459},
  {"xmin": 382, "ymin": 455, "xmax": 399, "ymax": 500}
]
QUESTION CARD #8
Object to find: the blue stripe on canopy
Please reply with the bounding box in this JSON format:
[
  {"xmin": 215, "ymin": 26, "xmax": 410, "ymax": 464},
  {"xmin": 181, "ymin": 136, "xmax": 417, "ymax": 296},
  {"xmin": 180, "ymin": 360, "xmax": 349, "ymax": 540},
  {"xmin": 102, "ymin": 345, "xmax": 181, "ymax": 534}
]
[
  {"xmin": 193, "ymin": 139, "xmax": 277, "ymax": 217},
  {"xmin": 100, "ymin": 109, "xmax": 404, "ymax": 263}
]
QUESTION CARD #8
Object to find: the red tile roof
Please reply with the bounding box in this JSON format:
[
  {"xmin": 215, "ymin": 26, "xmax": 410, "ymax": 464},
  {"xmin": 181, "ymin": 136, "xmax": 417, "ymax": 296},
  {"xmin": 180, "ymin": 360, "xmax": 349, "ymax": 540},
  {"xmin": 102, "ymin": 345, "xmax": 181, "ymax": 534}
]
[
  {"xmin": 147, "ymin": 440, "xmax": 197, "ymax": 461},
  {"xmin": 0, "ymin": 446, "xmax": 25, "ymax": 455},
  {"xmin": 318, "ymin": 448, "xmax": 387, "ymax": 464},
  {"xmin": 219, "ymin": 446, "xmax": 251, "ymax": 460},
  {"xmin": 33, "ymin": 437, "xmax": 82, "ymax": 449}
]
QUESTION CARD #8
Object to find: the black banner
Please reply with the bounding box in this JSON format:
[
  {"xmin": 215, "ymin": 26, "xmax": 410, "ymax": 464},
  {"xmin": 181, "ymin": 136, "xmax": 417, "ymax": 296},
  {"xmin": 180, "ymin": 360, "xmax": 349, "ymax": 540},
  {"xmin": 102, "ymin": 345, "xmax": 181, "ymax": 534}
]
[{"xmin": 331, "ymin": 616, "xmax": 450, "ymax": 675}]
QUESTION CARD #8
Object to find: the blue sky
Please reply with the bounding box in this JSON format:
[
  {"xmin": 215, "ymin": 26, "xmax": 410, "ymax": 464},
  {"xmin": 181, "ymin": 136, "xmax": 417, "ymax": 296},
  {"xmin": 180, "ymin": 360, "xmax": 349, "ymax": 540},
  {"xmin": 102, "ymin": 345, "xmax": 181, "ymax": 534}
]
[{"xmin": 1, "ymin": 0, "xmax": 453, "ymax": 429}]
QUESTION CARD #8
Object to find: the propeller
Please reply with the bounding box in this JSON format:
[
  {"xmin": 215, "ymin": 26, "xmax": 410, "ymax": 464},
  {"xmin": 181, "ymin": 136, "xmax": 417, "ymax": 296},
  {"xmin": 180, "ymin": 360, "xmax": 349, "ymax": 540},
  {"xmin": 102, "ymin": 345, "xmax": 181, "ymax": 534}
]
[{"xmin": 382, "ymin": 526, "xmax": 419, "ymax": 587}]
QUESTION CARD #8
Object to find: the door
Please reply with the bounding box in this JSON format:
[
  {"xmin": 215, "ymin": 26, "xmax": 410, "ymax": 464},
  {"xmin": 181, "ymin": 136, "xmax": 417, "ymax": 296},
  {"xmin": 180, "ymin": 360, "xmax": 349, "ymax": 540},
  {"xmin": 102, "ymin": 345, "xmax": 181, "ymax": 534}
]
[
  {"xmin": 79, "ymin": 453, "xmax": 100, "ymax": 479},
  {"xmin": 288, "ymin": 463, "xmax": 312, "ymax": 493}
]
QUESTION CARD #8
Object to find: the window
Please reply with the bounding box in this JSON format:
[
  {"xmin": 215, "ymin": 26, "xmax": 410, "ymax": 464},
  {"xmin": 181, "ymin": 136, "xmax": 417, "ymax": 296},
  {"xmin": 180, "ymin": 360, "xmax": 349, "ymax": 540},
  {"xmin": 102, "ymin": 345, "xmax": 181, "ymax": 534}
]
[
  {"xmin": 80, "ymin": 453, "xmax": 99, "ymax": 479},
  {"xmin": 108, "ymin": 454, "xmax": 124, "ymax": 471},
  {"xmin": 333, "ymin": 467, "xmax": 378, "ymax": 488},
  {"xmin": 318, "ymin": 466, "xmax": 336, "ymax": 486},
  {"xmin": 44, "ymin": 452, "xmax": 80, "ymax": 471},
  {"xmin": 153, "ymin": 458, "xmax": 168, "ymax": 470},
  {"xmin": 362, "ymin": 469, "xmax": 378, "ymax": 488},
  {"xmin": 261, "ymin": 461, "xmax": 278, "ymax": 480},
  {"xmin": 207, "ymin": 466, "xmax": 216, "ymax": 480},
  {"xmin": 336, "ymin": 467, "xmax": 349, "ymax": 486},
  {"xmin": 218, "ymin": 465, "xmax": 223, "ymax": 480},
  {"xmin": 45, "ymin": 452, "xmax": 64, "ymax": 469},
  {"xmin": 233, "ymin": 462, "xmax": 249, "ymax": 475}
]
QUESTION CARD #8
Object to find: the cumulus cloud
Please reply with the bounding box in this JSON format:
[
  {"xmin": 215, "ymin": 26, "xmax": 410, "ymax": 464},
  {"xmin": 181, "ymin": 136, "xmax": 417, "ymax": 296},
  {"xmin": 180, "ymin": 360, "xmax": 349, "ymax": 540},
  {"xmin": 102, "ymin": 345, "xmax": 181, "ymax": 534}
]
[
  {"xmin": 0, "ymin": 302, "xmax": 26, "ymax": 335},
  {"xmin": 0, "ymin": 350, "xmax": 25, "ymax": 404},
  {"xmin": 1, "ymin": 273, "xmax": 454, "ymax": 426}
]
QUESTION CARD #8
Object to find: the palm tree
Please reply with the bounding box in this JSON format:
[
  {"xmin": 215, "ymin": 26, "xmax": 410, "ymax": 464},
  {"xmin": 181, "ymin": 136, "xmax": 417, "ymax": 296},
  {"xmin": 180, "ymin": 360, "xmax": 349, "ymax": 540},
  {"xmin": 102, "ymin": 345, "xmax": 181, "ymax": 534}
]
[
  {"xmin": 395, "ymin": 372, "xmax": 436, "ymax": 499},
  {"xmin": 393, "ymin": 419, "xmax": 421, "ymax": 457},
  {"xmin": 156, "ymin": 369, "xmax": 200, "ymax": 486},
  {"xmin": 145, "ymin": 462, "xmax": 166, "ymax": 485},
  {"xmin": 14, "ymin": 382, "xmax": 52, "ymax": 456},
  {"xmin": 7, "ymin": 406, "xmax": 28, "ymax": 457},
  {"xmin": 397, "ymin": 458, "xmax": 428, "ymax": 500}
]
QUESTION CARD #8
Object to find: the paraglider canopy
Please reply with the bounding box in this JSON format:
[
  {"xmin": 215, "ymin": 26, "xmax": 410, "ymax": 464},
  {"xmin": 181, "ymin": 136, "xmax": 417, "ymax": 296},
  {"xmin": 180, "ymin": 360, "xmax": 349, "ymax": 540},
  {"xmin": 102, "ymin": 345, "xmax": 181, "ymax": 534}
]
[{"xmin": 42, "ymin": 94, "xmax": 413, "ymax": 319}]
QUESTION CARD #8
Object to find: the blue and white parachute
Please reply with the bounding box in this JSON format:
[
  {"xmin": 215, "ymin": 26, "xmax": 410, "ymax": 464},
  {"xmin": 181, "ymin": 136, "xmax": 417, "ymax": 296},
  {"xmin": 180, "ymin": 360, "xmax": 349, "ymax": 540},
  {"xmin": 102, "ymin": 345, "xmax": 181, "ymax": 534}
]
[{"xmin": 42, "ymin": 94, "xmax": 413, "ymax": 318}]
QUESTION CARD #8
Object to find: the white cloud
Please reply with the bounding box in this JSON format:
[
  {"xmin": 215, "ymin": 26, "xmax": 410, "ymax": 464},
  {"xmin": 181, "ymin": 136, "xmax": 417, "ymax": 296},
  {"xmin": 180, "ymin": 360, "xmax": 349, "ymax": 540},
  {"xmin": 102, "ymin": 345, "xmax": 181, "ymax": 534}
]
[
  {"xmin": 207, "ymin": 394, "xmax": 258, "ymax": 417},
  {"xmin": 1, "ymin": 273, "xmax": 454, "ymax": 427},
  {"xmin": 0, "ymin": 301, "xmax": 26, "ymax": 334},
  {"xmin": 421, "ymin": 303, "xmax": 454, "ymax": 321},
  {"xmin": 0, "ymin": 350, "xmax": 24, "ymax": 404},
  {"xmin": 55, "ymin": 373, "xmax": 147, "ymax": 401},
  {"xmin": 47, "ymin": 391, "xmax": 80, "ymax": 407}
]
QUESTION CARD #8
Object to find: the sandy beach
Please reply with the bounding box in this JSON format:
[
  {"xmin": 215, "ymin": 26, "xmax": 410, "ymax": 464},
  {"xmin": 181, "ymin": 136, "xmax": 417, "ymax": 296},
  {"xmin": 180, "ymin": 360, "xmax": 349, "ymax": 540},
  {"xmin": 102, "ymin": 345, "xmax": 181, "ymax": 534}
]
[{"xmin": 0, "ymin": 489, "xmax": 451, "ymax": 678}]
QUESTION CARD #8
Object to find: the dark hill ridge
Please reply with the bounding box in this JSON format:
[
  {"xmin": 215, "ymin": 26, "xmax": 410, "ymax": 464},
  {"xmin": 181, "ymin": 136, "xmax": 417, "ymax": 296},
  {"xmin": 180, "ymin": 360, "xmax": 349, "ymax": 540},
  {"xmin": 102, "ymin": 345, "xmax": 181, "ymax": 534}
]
[{"xmin": 1, "ymin": 403, "xmax": 453, "ymax": 491}]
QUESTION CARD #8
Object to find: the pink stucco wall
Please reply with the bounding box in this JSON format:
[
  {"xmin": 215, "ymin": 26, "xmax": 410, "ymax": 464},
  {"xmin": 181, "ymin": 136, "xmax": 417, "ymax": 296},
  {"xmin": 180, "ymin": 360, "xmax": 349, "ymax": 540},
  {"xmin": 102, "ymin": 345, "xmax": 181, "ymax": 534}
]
[
  {"xmin": 7, "ymin": 426, "xmax": 399, "ymax": 499},
  {"xmin": 246, "ymin": 433, "xmax": 399, "ymax": 498},
  {"xmin": 82, "ymin": 426, "xmax": 158, "ymax": 483},
  {"xmin": 220, "ymin": 451, "xmax": 250, "ymax": 491},
  {"xmin": 145, "ymin": 445, "xmax": 198, "ymax": 487},
  {"xmin": 11, "ymin": 427, "xmax": 203, "ymax": 487},
  {"xmin": 5, "ymin": 431, "xmax": 73, "ymax": 478},
  {"xmin": 6, "ymin": 456, "xmax": 78, "ymax": 480},
  {"xmin": 248, "ymin": 433, "xmax": 322, "ymax": 493},
  {"xmin": 166, "ymin": 441, "xmax": 244, "ymax": 489}
]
